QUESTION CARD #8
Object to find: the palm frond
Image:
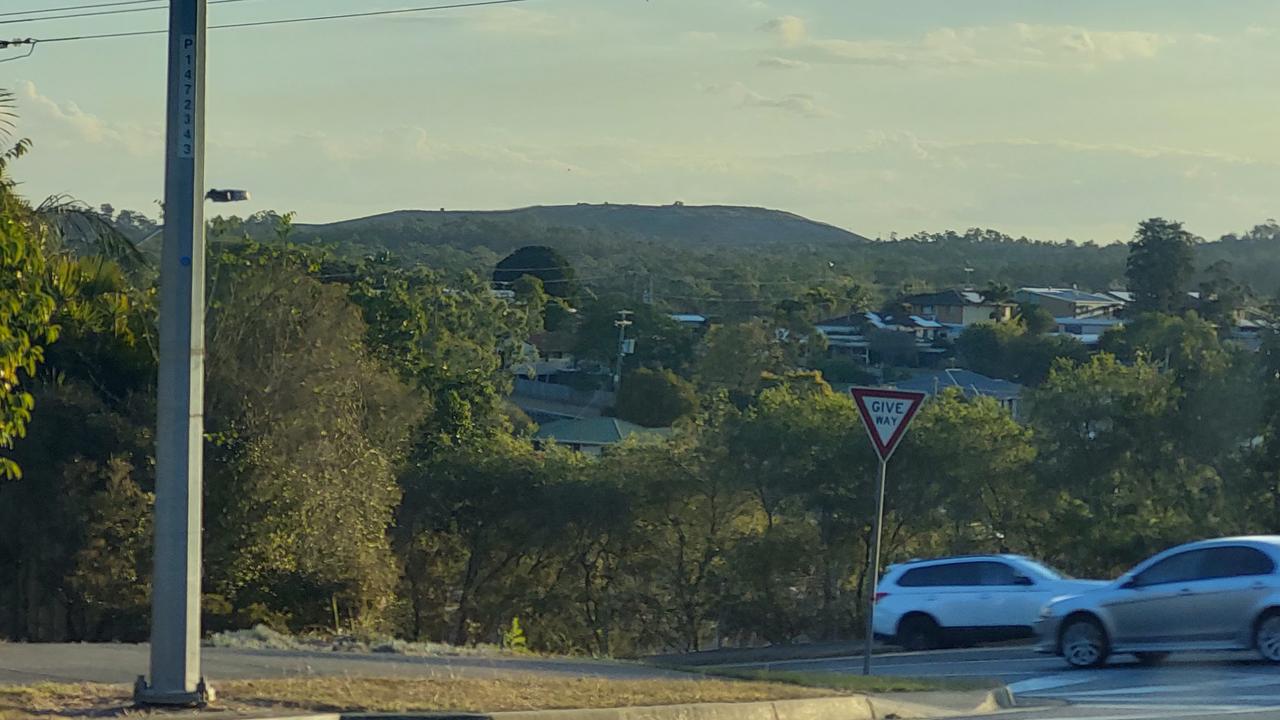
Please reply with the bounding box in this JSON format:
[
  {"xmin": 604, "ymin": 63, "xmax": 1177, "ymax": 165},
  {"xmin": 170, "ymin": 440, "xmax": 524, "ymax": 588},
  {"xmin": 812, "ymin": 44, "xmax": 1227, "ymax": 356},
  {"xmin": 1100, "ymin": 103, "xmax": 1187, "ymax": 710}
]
[
  {"xmin": 35, "ymin": 194, "xmax": 150, "ymax": 271},
  {"xmin": 0, "ymin": 88, "xmax": 15, "ymax": 140}
]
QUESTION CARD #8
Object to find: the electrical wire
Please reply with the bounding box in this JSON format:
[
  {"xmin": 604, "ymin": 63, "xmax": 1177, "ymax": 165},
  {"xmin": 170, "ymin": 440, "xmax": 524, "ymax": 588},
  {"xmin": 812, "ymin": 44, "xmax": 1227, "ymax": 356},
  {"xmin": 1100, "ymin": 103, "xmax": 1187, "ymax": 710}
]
[
  {"xmin": 1, "ymin": 0, "xmax": 161, "ymax": 19},
  {"xmin": 0, "ymin": 0, "xmax": 258, "ymax": 27},
  {"xmin": 14, "ymin": 0, "xmax": 532, "ymax": 44}
]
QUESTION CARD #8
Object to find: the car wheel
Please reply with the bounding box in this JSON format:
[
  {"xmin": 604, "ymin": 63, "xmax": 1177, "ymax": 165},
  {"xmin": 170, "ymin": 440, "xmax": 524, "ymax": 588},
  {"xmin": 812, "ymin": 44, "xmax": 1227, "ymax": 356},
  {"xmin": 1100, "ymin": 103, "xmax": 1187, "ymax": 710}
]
[
  {"xmin": 1254, "ymin": 612, "xmax": 1280, "ymax": 663},
  {"xmin": 1134, "ymin": 652, "xmax": 1169, "ymax": 666},
  {"xmin": 1060, "ymin": 616, "xmax": 1109, "ymax": 669},
  {"xmin": 898, "ymin": 615, "xmax": 941, "ymax": 651}
]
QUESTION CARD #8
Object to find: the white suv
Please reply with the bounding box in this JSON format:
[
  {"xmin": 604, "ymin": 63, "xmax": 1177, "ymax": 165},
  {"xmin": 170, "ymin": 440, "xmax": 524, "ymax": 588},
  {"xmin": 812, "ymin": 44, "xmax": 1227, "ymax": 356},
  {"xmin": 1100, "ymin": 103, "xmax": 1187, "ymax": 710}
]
[{"xmin": 874, "ymin": 554, "xmax": 1104, "ymax": 650}]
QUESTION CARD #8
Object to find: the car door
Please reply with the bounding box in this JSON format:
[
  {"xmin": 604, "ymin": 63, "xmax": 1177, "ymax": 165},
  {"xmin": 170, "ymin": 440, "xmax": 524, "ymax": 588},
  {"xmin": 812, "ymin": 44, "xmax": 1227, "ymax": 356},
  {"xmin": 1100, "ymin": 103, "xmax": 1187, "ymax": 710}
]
[
  {"xmin": 1104, "ymin": 549, "xmax": 1210, "ymax": 645},
  {"xmin": 1191, "ymin": 546, "xmax": 1276, "ymax": 643},
  {"xmin": 920, "ymin": 562, "xmax": 987, "ymax": 629},
  {"xmin": 973, "ymin": 561, "xmax": 1042, "ymax": 628}
]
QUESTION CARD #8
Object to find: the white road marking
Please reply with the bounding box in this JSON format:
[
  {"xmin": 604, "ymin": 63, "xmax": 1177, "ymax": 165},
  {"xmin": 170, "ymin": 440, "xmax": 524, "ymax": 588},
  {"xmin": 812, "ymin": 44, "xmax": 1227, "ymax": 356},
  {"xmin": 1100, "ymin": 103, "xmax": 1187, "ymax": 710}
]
[
  {"xmin": 1029, "ymin": 702, "xmax": 1269, "ymax": 712},
  {"xmin": 1007, "ymin": 672, "xmax": 1101, "ymax": 695}
]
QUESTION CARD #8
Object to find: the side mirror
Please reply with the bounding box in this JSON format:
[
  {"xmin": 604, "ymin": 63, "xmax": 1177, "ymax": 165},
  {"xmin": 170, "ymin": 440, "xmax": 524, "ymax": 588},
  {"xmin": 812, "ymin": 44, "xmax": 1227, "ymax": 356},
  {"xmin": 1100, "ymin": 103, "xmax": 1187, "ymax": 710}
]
[
  {"xmin": 1121, "ymin": 578, "xmax": 1140, "ymax": 590},
  {"xmin": 1013, "ymin": 574, "xmax": 1034, "ymax": 586}
]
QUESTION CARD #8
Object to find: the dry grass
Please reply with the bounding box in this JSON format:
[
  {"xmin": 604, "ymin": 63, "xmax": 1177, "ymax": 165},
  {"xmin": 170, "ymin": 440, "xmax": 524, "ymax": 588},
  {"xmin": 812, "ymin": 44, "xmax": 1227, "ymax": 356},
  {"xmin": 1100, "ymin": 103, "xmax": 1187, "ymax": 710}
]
[{"xmin": 0, "ymin": 675, "xmax": 831, "ymax": 719}]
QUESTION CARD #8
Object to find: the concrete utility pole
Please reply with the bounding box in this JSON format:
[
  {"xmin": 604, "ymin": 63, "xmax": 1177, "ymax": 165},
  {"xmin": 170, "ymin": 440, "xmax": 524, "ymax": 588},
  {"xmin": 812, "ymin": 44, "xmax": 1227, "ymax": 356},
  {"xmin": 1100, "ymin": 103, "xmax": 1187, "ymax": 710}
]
[
  {"xmin": 613, "ymin": 310, "xmax": 634, "ymax": 390},
  {"xmin": 136, "ymin": 0, "xmax": 212, "ymax": 705}
]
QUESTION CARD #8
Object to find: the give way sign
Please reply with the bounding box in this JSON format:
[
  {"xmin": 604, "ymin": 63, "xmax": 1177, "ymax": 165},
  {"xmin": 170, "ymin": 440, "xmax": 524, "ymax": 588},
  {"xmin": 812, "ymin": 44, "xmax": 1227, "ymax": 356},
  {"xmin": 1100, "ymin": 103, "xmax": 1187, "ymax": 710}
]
[{"xmin": 850, "ymin": 387, "xmax": 927, "ymax": 461}]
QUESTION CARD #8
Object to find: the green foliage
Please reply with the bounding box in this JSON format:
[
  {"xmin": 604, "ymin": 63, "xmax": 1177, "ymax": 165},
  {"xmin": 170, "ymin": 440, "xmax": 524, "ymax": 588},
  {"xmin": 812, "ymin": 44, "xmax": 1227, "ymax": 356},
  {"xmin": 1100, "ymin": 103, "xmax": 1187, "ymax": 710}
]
[
  {"xmin": 695, "ymin": 319, "xmax": 782, "ymax": 403},
  {"xmin": 1017, "ymin": 302, "xmax": 1057, "ymax": 335},
  {"xmin": 204, "ymin": 250, "xmax": 420, "ymax": 631},
  {"xmin": 1126, "ymin": 218, "xmax": 1196, "ymax": 315},
  {"xmin": 0, "ymin": 182, "xmax": 57, "ymax": 479},
  {"xmin": 615, "ymin": 368, "xmax": 698, "ymax": 428},
  {"xmin": 573, "ymin": 299, "xmax": 697, "ymax": 375},
  {"xmin": 957, "ymin": 322, "xmax": 1089, "ymax": 385},
  {"xmin": 494, "ymin": 245, "xmax": 576, "ymax": 299},
  {"xmin": 503, "ymin": 617, "xmax": 529, "ymax": 653}
]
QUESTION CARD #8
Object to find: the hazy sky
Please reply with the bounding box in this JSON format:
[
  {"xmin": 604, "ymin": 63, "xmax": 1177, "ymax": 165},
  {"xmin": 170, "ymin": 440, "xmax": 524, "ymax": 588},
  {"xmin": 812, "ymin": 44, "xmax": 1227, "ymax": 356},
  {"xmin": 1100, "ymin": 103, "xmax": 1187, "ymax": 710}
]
[{"xmin": 7, "ymin": 0, "xmax": 1280, "ymax": 242}]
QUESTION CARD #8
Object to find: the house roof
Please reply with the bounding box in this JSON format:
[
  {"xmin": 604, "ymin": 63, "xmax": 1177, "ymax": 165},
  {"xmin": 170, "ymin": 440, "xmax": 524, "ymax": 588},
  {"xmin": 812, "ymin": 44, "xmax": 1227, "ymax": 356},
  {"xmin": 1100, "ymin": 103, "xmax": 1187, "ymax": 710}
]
[
  {"xmin": 1054, "ymin": 316, "xmax": 1124, "ymax": 327},
  {"xmin": 534, "ymin": 417, "xmax": 670, "ymax": 446},
  {"xmin": 901, "ymin": 290, "xmax": 990, "ymax": 307},
  {"xmin": 1018, "ymin": 287, "xmax": 1121, "ymax": 305},
  {"xmin": 670, "ymin": 313, "xmax": 708, "ymax": 324},
  {"xmin": 893, "ymin": 369, "xmax": 1023, "ymax": 401}
]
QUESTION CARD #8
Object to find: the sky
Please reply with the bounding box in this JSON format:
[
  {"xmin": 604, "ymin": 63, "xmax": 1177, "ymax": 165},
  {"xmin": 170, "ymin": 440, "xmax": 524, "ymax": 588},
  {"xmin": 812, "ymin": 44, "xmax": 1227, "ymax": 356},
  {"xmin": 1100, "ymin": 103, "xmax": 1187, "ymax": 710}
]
[{"xmin": 6, "ymin": 0, "xmax": 1280, "ymax": 243}]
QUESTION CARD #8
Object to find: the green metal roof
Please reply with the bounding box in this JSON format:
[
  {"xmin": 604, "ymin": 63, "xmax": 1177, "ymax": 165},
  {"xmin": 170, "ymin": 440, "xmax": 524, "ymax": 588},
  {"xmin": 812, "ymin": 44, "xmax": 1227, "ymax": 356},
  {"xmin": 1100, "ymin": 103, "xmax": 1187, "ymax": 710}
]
[{"xmin": 534, "ymin": 417, "xmax": 670, "ymax": 446}]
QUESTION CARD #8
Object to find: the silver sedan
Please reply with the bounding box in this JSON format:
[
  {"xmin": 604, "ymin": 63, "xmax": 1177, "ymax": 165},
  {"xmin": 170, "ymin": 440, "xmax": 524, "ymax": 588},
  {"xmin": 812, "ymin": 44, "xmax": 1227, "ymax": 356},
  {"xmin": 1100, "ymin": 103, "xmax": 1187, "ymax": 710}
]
[{"xmin": 1036, "ymin": 536, "xmax": 1280, "ymax": 668}]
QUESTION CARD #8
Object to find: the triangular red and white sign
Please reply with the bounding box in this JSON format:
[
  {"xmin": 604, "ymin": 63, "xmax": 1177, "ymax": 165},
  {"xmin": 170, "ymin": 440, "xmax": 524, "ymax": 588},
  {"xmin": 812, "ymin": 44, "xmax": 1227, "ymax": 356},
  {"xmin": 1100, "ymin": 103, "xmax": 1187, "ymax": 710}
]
[{"xmin": 850, "ymin": 387, "xmax": 927, "ymax": 461}]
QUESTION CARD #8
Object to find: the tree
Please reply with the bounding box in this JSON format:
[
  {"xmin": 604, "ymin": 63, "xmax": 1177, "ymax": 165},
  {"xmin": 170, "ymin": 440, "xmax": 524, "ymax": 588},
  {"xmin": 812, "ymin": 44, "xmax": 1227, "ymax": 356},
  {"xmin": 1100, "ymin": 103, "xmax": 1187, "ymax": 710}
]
[
  {"xmin": 203, "ymin": 252, "xmax": 420, "ymax": 631},
  {"xmin": 1017, "ymin": 302, "xmax": 1056, "ymax": 335},
  {"xmin": 574, "ymin": 299, "xmax": 697, "ymax": 375},
  {"xmin": 694, "ymin": 319, "xmax": 782, "ymax": 403},
  {"xmin": 1126, "ymin": 218, "xmax": 1195, "ymax": 314},
  {"xmin": 615, "ymin": 368, "xmax": 697, "ymax": 427},
  {"xmin": 0, "ymin": 177, "xmax": 57, "ymax": 480},
  {"xmin": 1028, "ymin": 354, "xmax": 1220, "ymax": 575},
  {"xmin": 957, "ymin": 323, "xmax": 1087, "ymax": 385},
  {"xmin": 1197, "ymin": 260, "xmax": 1247, "ymax": 334},
  {"xmin": 493, "ymin": 245, "xmax": 576, "ymax": 299}
]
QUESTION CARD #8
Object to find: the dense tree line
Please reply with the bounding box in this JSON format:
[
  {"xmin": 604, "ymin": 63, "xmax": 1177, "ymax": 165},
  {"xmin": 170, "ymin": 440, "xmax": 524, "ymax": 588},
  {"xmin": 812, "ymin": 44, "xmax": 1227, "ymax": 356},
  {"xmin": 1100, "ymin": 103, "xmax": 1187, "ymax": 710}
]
[{"xmin": 6, "ymin": 105, "xmax": 1280, "ymax": 654}]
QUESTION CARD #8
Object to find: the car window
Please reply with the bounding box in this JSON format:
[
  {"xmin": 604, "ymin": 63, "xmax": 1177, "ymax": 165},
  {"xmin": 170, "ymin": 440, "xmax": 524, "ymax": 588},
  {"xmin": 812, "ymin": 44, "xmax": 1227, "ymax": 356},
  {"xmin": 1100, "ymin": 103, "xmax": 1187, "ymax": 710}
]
[
  {"xmin": 1018, "ymin": 558, "xmax": 1068, "ymax": 580},
  {"xmin": 1132, "ymin": 549, "xmax": 1210, "ymax": 586},
  {"xmin": 1200, "ymin": 546, "xmax": 1275, "ymax": 579},
  {"xmin": 898, "ymin": 562, "xmax": 982, "ymax": 587},
  {"xmin": 975, "ymin": 561, "xmax": 1026, "ymax": 586}
]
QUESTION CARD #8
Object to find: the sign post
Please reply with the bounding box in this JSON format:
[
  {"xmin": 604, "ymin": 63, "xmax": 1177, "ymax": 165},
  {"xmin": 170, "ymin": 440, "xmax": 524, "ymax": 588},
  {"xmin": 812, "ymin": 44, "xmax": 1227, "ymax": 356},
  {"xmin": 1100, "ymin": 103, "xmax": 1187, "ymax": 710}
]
[{"xmin": 850, "ymin": 387, "xmax": 927, "ymax": 676}]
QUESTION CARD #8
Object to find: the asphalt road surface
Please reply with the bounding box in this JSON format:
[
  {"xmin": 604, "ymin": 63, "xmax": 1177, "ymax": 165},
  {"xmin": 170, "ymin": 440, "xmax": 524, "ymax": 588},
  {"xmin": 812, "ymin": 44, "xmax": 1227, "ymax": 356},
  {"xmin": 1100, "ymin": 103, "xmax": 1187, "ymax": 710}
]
[
  {"xmin": 0, "ymin": 642, "xmax": 683, "ymax": 685},
  {"xmin": 732, "ymin": 645, "xmax": 1280, "ymax": 719}
]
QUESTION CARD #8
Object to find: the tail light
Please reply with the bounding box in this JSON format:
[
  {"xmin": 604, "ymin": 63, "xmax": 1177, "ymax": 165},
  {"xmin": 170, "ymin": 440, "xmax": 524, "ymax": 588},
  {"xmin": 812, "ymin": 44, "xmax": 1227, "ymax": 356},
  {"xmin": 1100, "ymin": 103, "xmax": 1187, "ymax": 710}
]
[{"xmin": 874, "ymin": 591, "xmax": 889, "ymax": 603}]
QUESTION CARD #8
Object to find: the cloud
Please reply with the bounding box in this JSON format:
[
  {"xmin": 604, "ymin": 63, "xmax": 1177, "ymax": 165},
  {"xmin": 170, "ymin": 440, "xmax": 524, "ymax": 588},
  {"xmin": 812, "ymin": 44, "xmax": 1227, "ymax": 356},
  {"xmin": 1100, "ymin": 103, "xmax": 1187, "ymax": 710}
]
[
  {"xmin": 737, "ymin": 86, "xmax": 832, "ymax": 118},
  {"xmin": 760, "ymin": 16, "xmax": 806, "ymax": 45},
  {"xmin": 758, "ymin": 56, "xmax": 810, "ymax": 70},
  {"xmin": 466, "ymin": 7, "xmax": 573, "ymax": 37},
  {"xmin": 767, "ymin": 20, "xmax": 1191, "ymax": 69}
]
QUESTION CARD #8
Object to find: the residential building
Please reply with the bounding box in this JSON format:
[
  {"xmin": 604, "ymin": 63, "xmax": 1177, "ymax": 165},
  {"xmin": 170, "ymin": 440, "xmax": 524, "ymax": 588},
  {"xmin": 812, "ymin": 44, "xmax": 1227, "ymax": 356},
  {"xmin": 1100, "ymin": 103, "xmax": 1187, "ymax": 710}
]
[
  {"xmin": 533, "ymin": 417, "xmax": 670, "ymax": 456},
  {"xmin": 893, "ymin": 368, "xmax": 1024, "ymax": 418},
  {"xmin": 1053, "ymin": 317, "xmax": 1124, "ymax": 347},
  {"xmin": 900, "ymin": 290, "xmax": 1014, "ymax": 326},
  {"xmin": 1016, "ymin": 288, "xmax": 1125, "ymax": 319}
]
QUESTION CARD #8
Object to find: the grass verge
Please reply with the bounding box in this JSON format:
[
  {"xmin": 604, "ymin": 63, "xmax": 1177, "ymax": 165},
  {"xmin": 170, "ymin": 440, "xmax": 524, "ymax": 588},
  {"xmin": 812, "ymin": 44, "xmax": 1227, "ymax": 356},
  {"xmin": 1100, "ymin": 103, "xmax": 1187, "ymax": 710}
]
[
  {"xmin": 0, "ymin": 675, "xmax": 830, "ymax": 720},
  {"xmin": 662, "ymin": 666, "xmax": 1001, "ymax": 694}
]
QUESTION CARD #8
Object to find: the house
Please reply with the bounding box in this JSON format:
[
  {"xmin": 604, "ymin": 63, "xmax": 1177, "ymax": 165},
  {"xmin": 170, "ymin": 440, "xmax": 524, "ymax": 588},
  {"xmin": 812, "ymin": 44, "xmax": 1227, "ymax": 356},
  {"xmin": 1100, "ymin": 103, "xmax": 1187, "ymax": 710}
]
[
  {"xmin": 1052, "ymin": 317, "xmax": 1125, "ymax": 347},
  {"xmin": 815, "ymin": 313, "xmax": 871, "ymax": 362},
  {"xmin": 669, "ymin": 313, "xmax": 710, "ymax": 329},
  {"xmin": 1016, "ymin": 288, "xmax": 1125, "ymax": 319},
  {"xmin": 893, "ymin": 368, "xmax": 1024, "ymax": 417},
  {"xmin": 900, "ymin": 290, "xmax": 1014, "ymax": 326},
  {"xmin": 533, "ymin": 417, "xmax": 670, "ymax": 456}
]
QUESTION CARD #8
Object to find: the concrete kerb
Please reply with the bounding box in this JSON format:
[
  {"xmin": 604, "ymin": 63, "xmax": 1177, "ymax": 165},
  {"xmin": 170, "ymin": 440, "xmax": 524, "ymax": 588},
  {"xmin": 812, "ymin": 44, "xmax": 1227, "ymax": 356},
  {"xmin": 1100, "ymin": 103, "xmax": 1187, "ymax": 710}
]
[{"xmin": 286, "ymin": 689, "xmax": 1012, "ymax": 720}]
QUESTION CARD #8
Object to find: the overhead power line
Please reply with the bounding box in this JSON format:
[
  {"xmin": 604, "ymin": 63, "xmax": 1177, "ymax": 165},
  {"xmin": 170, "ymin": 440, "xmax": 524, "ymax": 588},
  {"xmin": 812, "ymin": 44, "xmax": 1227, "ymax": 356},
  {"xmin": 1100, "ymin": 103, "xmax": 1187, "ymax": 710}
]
[
  {"xmin": 0, "ymin": 0, "xmax": 257, "ymax": 26},
  {"xmin": 4, "ymin": 0, "xmax": 532, "ymax": 46},
  {"xmin": 1, "ymin": 0, "xmax": 161, "ymax": 19}
]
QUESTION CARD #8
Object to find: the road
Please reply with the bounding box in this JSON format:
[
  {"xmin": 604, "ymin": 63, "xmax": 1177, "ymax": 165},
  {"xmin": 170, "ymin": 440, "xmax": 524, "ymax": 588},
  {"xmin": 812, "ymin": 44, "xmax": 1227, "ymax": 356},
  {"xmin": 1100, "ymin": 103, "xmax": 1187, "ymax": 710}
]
[
  {"xmin": 730, "ymin": 645, "xmax": 1280, "ymax": 719},
  {"xmin": 0, "ymin": 642, "xmax": 682, "ymax": 685},
  {"xmin": 8, "ymin": 643, "xmax": 1280, "ymax": 719}
]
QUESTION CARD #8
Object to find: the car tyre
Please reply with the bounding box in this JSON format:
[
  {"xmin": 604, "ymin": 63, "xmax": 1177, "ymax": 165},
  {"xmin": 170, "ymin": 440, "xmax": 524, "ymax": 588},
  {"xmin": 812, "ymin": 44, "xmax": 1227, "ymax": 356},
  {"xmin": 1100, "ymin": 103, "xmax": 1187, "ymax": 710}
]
[
  {"xmin": 898, "ymin": 614, "xmax": 941, "ymax": 652},
  {"xmin": 1133, "ymin": 652, "xmax": 1169, "ymax": 666},
  {"xmin": 1060, "ymin": 615, "xmax": 1109, "ymax": 669},
  {"xmin": 1254, "ymin": 611, "xmax": 1280, "ymax": 663}
]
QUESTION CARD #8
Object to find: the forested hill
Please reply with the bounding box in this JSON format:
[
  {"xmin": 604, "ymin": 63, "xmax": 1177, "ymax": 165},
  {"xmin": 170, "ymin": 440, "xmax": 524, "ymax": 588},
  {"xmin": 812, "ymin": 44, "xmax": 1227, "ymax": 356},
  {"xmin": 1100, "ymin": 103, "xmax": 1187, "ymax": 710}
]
[
  {"xmin": 217, "ymin": 205, "xmax": 1280, "ymax": 313},
  {"xmin": 293, "ymin": 203, "xmax": 869, "ymax": 250}
]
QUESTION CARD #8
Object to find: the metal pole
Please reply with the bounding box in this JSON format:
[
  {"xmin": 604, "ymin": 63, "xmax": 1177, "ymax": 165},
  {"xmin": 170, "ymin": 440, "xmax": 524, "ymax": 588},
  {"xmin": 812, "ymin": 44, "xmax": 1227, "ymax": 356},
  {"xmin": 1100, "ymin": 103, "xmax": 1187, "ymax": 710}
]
[
  {"xmin": 136, "ymin": 0, "xmax": 211, "ymax": 706},
  {"xmin": 613, "ymin": 310, "xmax": 631, "ymax": 390},
  {"xmin": 862, "ymin": 457, "xmax": 888, "ymax": 676}
]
